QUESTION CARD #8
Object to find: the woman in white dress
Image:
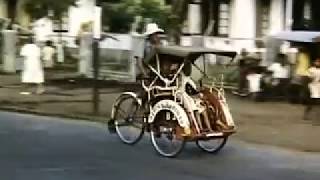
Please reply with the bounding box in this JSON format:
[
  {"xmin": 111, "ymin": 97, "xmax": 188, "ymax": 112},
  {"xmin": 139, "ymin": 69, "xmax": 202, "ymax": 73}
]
[{"xmin": 20, "ymin": 37, "xmax": 45, "ymax": 94}]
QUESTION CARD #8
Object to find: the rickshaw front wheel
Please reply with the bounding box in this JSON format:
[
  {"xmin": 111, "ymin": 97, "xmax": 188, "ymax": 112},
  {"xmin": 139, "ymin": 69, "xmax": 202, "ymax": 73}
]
[
  {"xmin": 196, "ymin": 137, "xmax": 228, "ymax": 153},
  {"xmin": 150, "ymin": 110, "xmax": 186, "ymax": 158},
  {"xmin": 114, "ymin": 94, "xmax": 145, "ymax": 145}
]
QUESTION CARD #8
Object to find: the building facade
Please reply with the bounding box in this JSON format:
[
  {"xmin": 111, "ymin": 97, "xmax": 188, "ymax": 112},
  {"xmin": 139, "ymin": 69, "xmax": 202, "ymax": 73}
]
[
  {"xmin": 0, "ymin": 0, "xmax": 30, "ymax": 28},
  {"xmin": 184, "ymin": 0, "xmax": 320, "ymax": 51}
]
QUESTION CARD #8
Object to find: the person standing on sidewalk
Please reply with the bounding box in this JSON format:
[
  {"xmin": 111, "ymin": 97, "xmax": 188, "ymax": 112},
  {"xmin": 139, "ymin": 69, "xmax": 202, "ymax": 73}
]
[
  {"xmin": 303, "ymin": 58, "xmax": 320, "ymax": 120},
  {"xmin": 20, "ymin": 37, "xmax": 45, "ymax": 95},
  {"xmin": 42, "ymin": 40, "xmax": 56, "ymax": 69}
]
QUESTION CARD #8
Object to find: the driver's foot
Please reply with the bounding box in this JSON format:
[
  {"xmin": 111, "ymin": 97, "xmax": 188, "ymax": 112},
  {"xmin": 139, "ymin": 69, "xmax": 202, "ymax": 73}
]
[
  {"xmin": 108, "ymin": 119, "xmax": 116, "ymax": 133},
  {"xmin": 181, "ymin": 127, "xmax": 192, "ymax": 137}
]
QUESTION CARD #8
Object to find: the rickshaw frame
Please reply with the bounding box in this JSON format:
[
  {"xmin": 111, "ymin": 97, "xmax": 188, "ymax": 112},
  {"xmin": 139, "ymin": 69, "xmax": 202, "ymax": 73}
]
[{"xmin": 109, "ymin": 45, "xmax": 237, "ymax": 157}]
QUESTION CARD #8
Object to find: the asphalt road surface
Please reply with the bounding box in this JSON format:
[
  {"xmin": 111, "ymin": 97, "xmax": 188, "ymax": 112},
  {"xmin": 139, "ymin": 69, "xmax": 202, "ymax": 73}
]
[{"xmin": 0, "ymin": 111, "xmax": 319, "ymax": 180}]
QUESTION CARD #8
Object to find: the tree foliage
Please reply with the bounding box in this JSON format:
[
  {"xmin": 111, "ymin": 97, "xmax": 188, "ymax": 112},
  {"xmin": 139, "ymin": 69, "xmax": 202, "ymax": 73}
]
[
  {"xmin": 24, "ymin": 0, "xmax": 77, "ymax": 19},
  {"xmin": 102, "ymin": 0, "xmax": 170, "ymax": 33}
]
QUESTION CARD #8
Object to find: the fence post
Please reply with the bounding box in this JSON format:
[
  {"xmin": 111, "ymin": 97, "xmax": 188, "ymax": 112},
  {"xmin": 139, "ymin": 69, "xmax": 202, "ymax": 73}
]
[
  {"xmin": 92, "ymin": 38, "xmax": 100, "ymax": 115},
  {"xmin": 79, "ymin": 32, "xmax": 93, "ymax": 76},
  {"xmin": 2, "ymin": 30, "xmax": 17, "ymax": 73}
]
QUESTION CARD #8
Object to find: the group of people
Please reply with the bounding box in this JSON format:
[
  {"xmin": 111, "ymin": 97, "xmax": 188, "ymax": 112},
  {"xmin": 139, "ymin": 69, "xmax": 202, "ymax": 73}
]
[
  {"xmin": 236, "ymin": 47, "xmax": 320, "ymax": 120},
  {"xmin": 19, "ymin": 38, "xmax": 56, "ymax": 95}
]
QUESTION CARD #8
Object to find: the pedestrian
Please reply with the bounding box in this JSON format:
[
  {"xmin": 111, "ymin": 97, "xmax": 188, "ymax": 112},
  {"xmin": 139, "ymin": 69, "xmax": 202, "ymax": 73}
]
[
  {"xmin": 303, "ymin": 58, "xmax": 320, "ymax": 120},
  {"xmin": 267, "ymin": 53, "xmax": 290, "ymax": 98},
  {"xmin": 232, "ymin": 48, "xmax": 252, "ymax": 96},
  {"xmin": 42, "ymin": 40, "xmax": 56, "ymax": 68},
  {"xmin": 246, "ymin": 67, "xmax": 263, "ymax": 101},
  {"xmin": 289, "ymin": 47, "xmax": 311, "ymax": 103},
  {"xmin": 20, "ymin": 37, "xmax": 45, "ymax": 95}
]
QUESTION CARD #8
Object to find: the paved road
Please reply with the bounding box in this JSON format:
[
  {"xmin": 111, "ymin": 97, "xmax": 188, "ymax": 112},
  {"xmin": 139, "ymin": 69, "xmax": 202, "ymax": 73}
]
[{"xmin": 0, "ymin": 111, "xmax": 319, "ymax": 180}]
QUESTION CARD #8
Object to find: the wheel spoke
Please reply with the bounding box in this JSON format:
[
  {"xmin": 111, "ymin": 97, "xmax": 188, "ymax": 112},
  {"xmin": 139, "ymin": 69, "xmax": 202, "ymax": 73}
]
[{"xmin": 116, "ymin": 107, "xmax": 127, "ymax": 118}]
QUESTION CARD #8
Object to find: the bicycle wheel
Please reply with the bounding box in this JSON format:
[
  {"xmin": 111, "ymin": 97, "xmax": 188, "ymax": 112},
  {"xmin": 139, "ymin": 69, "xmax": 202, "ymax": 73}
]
[
  {"xmin": 114, "ymin": 95, "xmax": 145, "ymax": 145},
  {"xmin": 150, "ymin": 109, "xmax": 186, "ymax": 158},
  {"xmin": 196, "ymin": 137, "xmax": 228, "ymax": 153}
]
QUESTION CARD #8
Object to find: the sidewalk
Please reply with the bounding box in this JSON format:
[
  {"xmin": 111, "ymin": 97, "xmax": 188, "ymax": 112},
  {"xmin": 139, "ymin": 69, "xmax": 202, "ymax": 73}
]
[
  {"xmin": 0, "ymin": 72, "xmax": 320, "ymax": 152},
  {"xmin": 0, "ymin": 71, "xmax": 136, "ymax": 121}
]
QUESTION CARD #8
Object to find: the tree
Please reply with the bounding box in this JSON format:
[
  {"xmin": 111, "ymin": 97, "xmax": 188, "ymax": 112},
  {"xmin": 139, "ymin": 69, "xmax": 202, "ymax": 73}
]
[
  {"xmin": 102, "ymin": 0, "xmax": 170, "ymax": 33},
  {"xmin": 161, "ymin": 0, "xmax": 188, "ymax": 44},
  {"xmin": 24, "ymin": 0, "xmax": 77, "ymax": 20}
]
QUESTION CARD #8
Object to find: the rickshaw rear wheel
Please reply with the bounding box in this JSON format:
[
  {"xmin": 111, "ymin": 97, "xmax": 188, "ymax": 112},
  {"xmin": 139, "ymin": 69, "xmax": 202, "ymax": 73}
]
[
  {"xmin": 196, "ymin": 137, "xmax": 228, "ymax": 153},
  {"xmin": 150, "ymin": 109, "xmax": 186, "ymax": 158},
  {"xmin": 114, "ymin": 94, "xmax": 145, "ymax": 145}
]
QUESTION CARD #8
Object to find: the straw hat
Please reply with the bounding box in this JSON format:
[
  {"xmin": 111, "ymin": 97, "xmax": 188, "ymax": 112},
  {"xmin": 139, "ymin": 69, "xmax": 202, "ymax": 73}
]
[{"xmin": 144, "ymin": 23, "xmax": 164, "ymax": 36}]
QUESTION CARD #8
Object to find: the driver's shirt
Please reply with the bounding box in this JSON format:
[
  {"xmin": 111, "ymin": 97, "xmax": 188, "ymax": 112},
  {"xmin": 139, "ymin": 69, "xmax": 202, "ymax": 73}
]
[{"xmin": 143, "ymin": 40, "xmax": 157, "ymax": 65}]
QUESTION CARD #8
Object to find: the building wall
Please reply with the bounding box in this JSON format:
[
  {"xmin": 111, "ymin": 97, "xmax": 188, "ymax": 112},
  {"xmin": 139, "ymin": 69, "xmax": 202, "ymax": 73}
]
[
  {"xmin": 269, "ymin": 0, "xmax": 285, "ymax": 34},
  {"xmin": 0, "ymin": 0, "xmax": 8, "ymax": 18},
  {"xmin": 15, "ymin": 0, "xmax": 30, "ymax": 27},
  {"xmin": 187, "ymin": 2, "xmax": 202, "ymax": 34},
  {"xmin": 229, "ymin": 0, "xmax": 256, "ymax": 49},
  {"xmin": 185, "ymin": 0, "xmax": 288, "ymax": 52}
]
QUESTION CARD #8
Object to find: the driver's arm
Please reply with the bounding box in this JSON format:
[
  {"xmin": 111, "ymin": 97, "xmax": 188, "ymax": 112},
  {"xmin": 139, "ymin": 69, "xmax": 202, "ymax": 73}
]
[{"xmin": 136, "ymin": 56, "xmax": 148, "ymax": 77}]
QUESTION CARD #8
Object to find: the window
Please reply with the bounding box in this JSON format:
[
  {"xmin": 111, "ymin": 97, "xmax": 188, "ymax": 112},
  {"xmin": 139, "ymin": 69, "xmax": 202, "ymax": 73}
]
[
  {"xmin": 256, "ymin": 0, "xmax": 270, "ymax": 37},
  {"xmin": 217, "ymin": 2, "xmax": 230, "ymax": 36},
  {"xmin": 202, "ymin": 0, "xmax": 230, "ymax": 36},
  {"xmin": 53, "ymin": 12, "xmax": 69, "ymax": 32},
  {"xmin": 261, "ymin": 7, "xmax": 270, "ymax": 36},
  {"xmin": 303, "ymin": 0, "xmax": 311, "ymax": 20}
]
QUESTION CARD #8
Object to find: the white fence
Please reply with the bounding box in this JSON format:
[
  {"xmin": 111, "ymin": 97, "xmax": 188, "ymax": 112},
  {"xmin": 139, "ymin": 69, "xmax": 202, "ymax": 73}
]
[{"xmin": 79, "ymin": 33, "xmax": 145, "ymax": 82}]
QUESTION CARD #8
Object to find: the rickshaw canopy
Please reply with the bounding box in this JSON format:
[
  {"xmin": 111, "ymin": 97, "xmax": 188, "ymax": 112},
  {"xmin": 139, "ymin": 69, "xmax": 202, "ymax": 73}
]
[{"xmin": 147, "ymin": 46, "xmax": 237, "ymax": 64}]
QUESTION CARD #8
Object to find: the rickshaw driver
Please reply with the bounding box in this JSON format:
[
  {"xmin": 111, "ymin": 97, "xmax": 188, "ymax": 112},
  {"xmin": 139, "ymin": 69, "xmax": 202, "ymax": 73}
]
[
  {"xmin": 108, "ymin": 24, "xmax": 166, "ymax": 133},
  {"xmin": 137, "ymin": 23, "xmax": 164, "ymax": 78},
  {"xmin": 137, "ymin": 24, "xmax": 180, "ymax": 99}
]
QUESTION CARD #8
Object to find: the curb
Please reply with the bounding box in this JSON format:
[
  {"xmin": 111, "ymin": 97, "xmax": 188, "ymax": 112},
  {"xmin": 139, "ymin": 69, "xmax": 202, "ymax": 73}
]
[{"xmin": 0, "ymin": 106, "xmax": 109, "ymax": 123}]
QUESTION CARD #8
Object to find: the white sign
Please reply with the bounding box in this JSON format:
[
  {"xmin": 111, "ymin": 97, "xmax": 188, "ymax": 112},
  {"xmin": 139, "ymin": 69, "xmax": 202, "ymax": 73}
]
[{"xmin": 148, "ymin": 100, "xmax": 190, "ymax": 129}]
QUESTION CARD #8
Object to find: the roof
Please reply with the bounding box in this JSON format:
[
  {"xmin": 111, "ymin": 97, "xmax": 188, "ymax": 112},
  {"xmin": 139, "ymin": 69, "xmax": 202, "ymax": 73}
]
[{"xmin": 271, "ymin": 31, "xmax": 320, "ymax": 43}]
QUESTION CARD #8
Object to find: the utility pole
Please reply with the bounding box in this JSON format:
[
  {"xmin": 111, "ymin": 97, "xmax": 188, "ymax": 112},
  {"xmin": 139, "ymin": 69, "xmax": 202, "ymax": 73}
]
[
  {"xmin": 92, "ymin": 1, "xmax": 102, "ymax": 115},
  {"xmin": 92, "ymin": 1, "xmax": 117, "ymax": 115},
  {"xmin": 92, "ymin": 37, "xmax": 100, "ymax": 115}
]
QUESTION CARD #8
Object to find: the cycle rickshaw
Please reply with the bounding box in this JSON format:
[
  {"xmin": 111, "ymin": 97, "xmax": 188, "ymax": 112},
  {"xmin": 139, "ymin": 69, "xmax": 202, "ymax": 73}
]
[{"xmin": 108, "ymin": 46, "xmax": 237, "ymax": 157}]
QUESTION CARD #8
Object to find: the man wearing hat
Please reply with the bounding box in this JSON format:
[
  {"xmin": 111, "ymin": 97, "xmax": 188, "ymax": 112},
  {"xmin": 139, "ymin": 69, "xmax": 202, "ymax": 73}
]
[{"xmin": 137, "ymin": 23, "xmax": 164, "ymax": 77}]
